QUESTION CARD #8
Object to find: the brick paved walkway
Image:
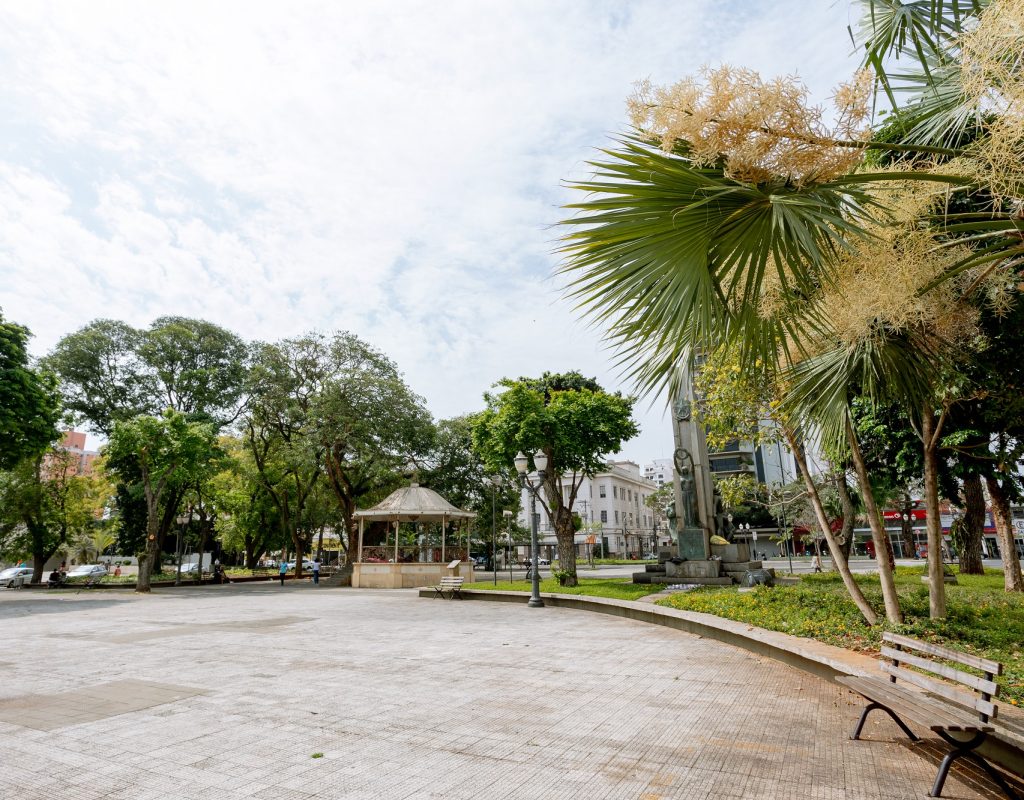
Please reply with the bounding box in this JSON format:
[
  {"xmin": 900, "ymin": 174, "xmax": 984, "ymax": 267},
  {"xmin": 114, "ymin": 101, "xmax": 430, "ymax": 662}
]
[{"xmin": 0, "ymin": 585, "xmax": 994, "ymax": 799}]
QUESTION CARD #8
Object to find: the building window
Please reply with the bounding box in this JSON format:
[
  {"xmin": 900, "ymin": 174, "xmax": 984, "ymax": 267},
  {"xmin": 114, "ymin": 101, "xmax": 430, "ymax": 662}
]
[
  {"xmin": 600, "ymin": 510, "xmax": 607, "ymax": 523},
  {"xmin": 627, "ymin": 489, "xmax": 632, "ymax": 502},
  {"xmin": 613, "ymin": 486, "xmax": 618, "ymax": 499},
  {"xmin": 614, "ymin": 510, "xmax": 619, "ymax": 524},
  {"xmin": 599, "ymin": 484, "xmax": 606, "ymax": 498}
]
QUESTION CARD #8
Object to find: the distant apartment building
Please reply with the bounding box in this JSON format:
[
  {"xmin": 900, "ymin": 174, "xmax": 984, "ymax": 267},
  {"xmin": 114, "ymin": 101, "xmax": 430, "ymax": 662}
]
[
  {"xmin": 518, "ymin": 460, "xmax": 665, "ymax": 558},
  {"xmin": 643, "ymin": 458, "xmax": 673, "ymax": 487},
  {"xmin": 53, "ymin": 430, "xmax": 100, "ymax": 476}
]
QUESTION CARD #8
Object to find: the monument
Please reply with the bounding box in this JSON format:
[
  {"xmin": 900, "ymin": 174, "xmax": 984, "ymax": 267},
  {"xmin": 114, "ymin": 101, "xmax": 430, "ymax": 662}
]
[{"xmin": 633, "ymin": 356, "xmax": 770, "ymax": 586}]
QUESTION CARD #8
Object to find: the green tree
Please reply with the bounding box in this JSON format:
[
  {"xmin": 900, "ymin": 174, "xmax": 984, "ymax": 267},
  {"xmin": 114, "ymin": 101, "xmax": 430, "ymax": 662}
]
[
  {"xmin": 44, "ymin": 319, "xmax": 154, "ymax": 437},
  {"xmin": 244, "ymin": 338, "xmax": 326, "ymax": 576},
  {"xmin": 0, "ymin": 312, "xmax": 61, "ymax": 468},
  {"xmin": 0, "ymin": 448, "xmax": 105, "ymax": 582},
  {"xmin": 311, "ymin": 332, "xmax": 434, "ymax": 564},
  {"xmin": 472, "ymin": 371, "xmax": 638, "ymax": 586},
  {"xmin": 47, "ymin": 317, "xmax": 251, "ymax": 564},
  {"xmin": 105, "ymin": 409, "xmax": 219, "ymax": 592}
]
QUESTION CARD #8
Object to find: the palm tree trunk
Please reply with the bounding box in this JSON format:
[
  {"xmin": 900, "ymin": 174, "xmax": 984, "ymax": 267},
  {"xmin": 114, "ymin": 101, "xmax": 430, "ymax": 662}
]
[
  {"xmin": 787, "ymin": 430, "xmax": 877, "ymax": 625},
  {"xmin": 986, "ymin": 476, "xmax": 1024, "ymax": 592},
  {"xmin": 834, "ymin": 469, "xmax": 855, "ymax": 565},
  {"xmin": 846, "ymin": 418, "xmax": 903, "ymax": 624},
  {"xmin": 921, "ymin": 410, "xmax": 947, "ymax": 619},
  {"xmin": 959, "ymin": 473, "xmax": 986, "ymax": 575}
]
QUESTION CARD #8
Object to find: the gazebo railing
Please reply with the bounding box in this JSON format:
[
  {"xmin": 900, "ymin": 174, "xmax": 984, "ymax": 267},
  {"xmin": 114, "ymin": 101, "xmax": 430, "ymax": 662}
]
[{"xmin": 359, "ymin": 545, "xmax": 468, "ymax": 564}]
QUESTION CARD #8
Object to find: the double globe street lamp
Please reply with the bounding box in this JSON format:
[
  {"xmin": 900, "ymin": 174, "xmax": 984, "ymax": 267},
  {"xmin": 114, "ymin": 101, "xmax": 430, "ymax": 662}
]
[{"xmin": 514, "ymin": 449, "xmax": 547, "ymax": 608}]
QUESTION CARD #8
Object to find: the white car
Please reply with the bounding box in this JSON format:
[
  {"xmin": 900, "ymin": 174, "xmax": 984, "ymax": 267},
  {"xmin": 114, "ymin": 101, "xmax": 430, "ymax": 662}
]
[
  {"xmin": 67, "ymin": 564, "xmax": 107, "ymax": 580},
  {"xmin": 0, "ymin": 566, "xmax": 34, "ymax": 587}
]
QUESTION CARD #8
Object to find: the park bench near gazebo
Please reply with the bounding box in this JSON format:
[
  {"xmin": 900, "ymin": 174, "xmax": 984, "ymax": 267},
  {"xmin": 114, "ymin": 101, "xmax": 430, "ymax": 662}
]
[{"xmin": 352, "ymin": 482, "xmax": 476, "ymax": 589}]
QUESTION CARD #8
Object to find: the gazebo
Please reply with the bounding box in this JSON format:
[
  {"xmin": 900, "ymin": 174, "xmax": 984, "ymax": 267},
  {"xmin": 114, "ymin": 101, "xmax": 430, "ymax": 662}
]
[{"xmin": 352, "ymin": 482, "xmax": 477, "ymax": 588}]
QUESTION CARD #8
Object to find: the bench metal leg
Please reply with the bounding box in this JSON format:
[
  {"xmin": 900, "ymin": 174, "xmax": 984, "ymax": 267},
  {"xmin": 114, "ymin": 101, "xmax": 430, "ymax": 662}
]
[
  {"xmin": 931, "ymin": 730, "xmax": 1020, "ymax": 800},
  {"xmin": 851, "ymin": 701, "xmax": 919, "ymax": 742}
]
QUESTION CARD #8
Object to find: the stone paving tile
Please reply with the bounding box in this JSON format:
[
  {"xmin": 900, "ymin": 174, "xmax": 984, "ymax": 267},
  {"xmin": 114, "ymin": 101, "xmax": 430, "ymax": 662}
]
[{"xmin": 0, "ymin": 585, "xmax": 1009, "ymax": 799}]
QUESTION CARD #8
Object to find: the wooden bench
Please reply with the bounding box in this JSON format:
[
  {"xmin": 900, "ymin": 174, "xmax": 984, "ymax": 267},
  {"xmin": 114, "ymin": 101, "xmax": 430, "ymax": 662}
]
[
  {"xmin": 838, "ymin": 632, "xmax": 1019, "ymax": 799},
  {"xmin": 432, "ymin": 577, "xmax": 464, "ymax": 600}
]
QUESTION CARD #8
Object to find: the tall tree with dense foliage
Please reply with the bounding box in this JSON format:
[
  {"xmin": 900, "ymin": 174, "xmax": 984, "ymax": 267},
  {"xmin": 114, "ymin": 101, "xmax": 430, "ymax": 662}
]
[
  {"xmin": 243, "ymin": 337, "xmax": 326, "ymax": 576},
  {"xmin": 473, "ymin": 371, "xmax": 638, "ymax": 586},
  {"xmin": 105, "ymin": 409, "xmax": 219, "ymax": 592},
  {"xmin": 309, "ymin": 332, "xmax": 434, "ymax": 564},
  {"xmin": 0, "ymin": 313, "xmax": 61, "ymax": 469}
]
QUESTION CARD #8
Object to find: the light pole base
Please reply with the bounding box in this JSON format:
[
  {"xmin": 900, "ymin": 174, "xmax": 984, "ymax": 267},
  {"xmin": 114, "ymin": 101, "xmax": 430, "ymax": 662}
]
[{"xmin": 527, "ymin": 597, "xmax": 545, "ymax": 608}]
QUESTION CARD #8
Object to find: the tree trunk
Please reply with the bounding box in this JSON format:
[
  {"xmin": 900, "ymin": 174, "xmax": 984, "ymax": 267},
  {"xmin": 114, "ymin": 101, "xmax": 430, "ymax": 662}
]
[
  {"xmin": 959, "ymin": 473, "xmax": 986, "ymax": 575},
  {"xmin": 136, "ymin": 507, "xmax": 161, "ymax": 593},
  {"xmin": 834, "ymin": 470, "xmax": 855, "ymax": 566},
  {"xmin": 921, "ymin": 410, "xmax": 947, "ymax": 619},
  {"xmin": 32, "ymin": 552, "xmax": 46, "ymax": 585},
  {"xmin": 846, "ymin": 418, "xmax": 903, "ymax": 624},
  {"xmin": 986, "ymin": 476, "xmax": 1024, "ymax": 592},
  {"xmin": 788, "ymin": 430, "xmax": 878, "ymax": 625},
  {"xmin": 552, "ymin": 506, "xmax": 578, "ymax": 586}
]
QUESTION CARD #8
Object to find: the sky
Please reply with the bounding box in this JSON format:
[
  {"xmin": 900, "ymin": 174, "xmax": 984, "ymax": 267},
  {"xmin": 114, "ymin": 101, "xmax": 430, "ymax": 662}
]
[{"xmin": 0, "ymin": 0, "xmax": 861, "ymax": 462}]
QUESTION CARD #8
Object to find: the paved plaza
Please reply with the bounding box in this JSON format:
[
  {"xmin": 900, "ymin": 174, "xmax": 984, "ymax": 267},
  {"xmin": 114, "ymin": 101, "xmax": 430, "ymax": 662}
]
[{"xmin": 0, "ymin": 584, "xmax": 999, "ymax": 799}]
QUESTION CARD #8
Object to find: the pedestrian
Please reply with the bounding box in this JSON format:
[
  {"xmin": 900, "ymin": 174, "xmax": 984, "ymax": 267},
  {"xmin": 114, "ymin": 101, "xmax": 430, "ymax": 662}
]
[
  {"xmin": 312, "ymin": 558, "xmax": 320, "ymax": 585},
  {"xmin": 279, "ymin": 560, "xmax": 287, "ymax": 587},
  {"xmin": 114, "ymin": 565, "xmax": 122, "ymax": 577}
]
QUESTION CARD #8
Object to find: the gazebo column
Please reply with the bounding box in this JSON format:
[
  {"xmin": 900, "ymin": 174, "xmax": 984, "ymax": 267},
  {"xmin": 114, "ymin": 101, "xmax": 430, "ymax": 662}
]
[
  {"xmin": 393, "ymin": 520, "xmax": 399, "ymax": 562},
  {"xmin": 441, "ymin": 515, "xmax": 446, "ymax": 562},
  {"xmin": 357, "ymin": 518, "xmax": 364, "ymax": 563}
]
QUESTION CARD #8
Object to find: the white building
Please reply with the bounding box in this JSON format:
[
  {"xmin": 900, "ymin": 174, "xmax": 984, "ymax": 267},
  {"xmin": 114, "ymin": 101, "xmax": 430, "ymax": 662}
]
[
  {"xmin": 518, "ymin": 460, "xmax": 665, "ymax": 558},
  {"xmin": 643, "ymin": 458, "xmax": 673, "ymax": 487}
]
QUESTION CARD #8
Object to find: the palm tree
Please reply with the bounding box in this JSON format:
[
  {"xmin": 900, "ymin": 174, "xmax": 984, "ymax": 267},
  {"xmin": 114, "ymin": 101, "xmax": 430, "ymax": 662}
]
[{"xmin": 559, "ymin": 0, "xmax": 1024, "ymax": 621}]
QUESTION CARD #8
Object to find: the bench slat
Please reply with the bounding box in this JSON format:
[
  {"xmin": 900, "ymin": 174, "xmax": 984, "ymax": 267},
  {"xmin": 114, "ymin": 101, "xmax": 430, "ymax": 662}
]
[
  {"xmin": 882, "ymin": 632, "xmax": 1002, "ymax": 675},
  {"xmin": 838, "ymin": 676, "xmax": 990, "ymax": 731},
  {"xmin": 880, "ymin": 646, "xmax": 1000, "ymax": 696},
  {"xmin": 879, "ymin": 663, "xmax": 997, "ymax": 718}
]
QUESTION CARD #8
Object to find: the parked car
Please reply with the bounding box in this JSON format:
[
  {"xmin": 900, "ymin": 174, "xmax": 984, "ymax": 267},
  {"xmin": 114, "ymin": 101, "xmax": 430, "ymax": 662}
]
[
  {"xmin": 286, "ymin": 560, "xmax": 317, "ymax": 572},
  {"xmin": 66, "ymin": 564, "xmax": 107, "ymax": 580},
  {"xmin": 0, "ymin": 566, "xmax": 34, "ymax": 587}
]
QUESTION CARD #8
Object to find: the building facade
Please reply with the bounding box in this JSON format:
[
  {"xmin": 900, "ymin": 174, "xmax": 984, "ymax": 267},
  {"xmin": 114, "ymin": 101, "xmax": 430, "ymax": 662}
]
[{"xmin": 518, "ymin": 460, "xmax": 665, "ymax": 558}]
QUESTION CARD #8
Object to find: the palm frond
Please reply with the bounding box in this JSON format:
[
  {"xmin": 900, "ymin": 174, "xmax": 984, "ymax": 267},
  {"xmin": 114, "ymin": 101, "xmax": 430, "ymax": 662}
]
[
  {"xmin": 782, "ymin": 331, "xmax": 937, "ymax": 450},
  {"xmin": 558, "ymin": 137, "xmax": 883, "ymax": 397}
]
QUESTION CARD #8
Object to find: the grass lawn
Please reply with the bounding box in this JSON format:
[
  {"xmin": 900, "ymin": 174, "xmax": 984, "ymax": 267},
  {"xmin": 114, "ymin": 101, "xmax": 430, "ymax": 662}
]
[
  {"xmin": 657, "ymin": 566, "xmax": 1024, "ymax": 706},
  {"xmin": 464, "ymin": 577, "xmax": 663, "ymax": 601}
]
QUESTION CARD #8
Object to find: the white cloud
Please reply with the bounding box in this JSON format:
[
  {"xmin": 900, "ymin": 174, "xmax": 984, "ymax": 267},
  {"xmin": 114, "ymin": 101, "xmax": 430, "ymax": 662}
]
[{"xmin": 0, "ymin": 0, "xmax": 859, "ymax": 462}]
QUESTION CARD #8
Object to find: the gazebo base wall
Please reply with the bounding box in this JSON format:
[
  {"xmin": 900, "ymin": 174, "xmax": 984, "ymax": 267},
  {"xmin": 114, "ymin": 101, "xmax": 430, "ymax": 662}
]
[{"xmin": 352, "ymin": 562, "xmax": 475, "ymax": 589}]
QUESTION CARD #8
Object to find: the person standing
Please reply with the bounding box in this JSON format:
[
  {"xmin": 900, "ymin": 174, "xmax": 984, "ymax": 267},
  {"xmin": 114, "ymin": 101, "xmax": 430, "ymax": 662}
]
[
  {"xmin": 279, "ymin": 560, "xmax": 287, "ymax": 587},
  {"xmin": 312, "ymin": 558, "xmax": 320, "ymax": 586}
]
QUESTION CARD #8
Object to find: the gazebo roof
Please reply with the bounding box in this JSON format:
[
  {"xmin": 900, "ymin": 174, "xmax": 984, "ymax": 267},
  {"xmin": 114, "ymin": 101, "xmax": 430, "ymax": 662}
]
[{"xmin": 353, "ymin": 483, "xmax": 476, "ymax": 522}]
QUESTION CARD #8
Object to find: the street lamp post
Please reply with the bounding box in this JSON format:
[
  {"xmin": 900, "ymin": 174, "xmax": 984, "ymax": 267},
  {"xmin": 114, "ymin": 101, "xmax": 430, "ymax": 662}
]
[
  {"xmin": 503, "ymin": 509, "xmax": 514, "ymax": 583},
  {"xmin": 514, "ymin": 449, "xmax": 547, "ymax": 608},
  {"xmin": 174, "ymin": 510, "xmax": 192, "ymax": 586},
  {"xmin": 489, "ymin": 475, "xmax": 502, "ymax": 586}
]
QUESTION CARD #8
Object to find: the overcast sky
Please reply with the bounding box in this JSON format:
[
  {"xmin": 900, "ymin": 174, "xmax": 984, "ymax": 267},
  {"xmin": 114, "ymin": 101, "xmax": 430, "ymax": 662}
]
[{"xmin": 0, "ymin": 1, "xmax": 860, "ymax": 462}]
